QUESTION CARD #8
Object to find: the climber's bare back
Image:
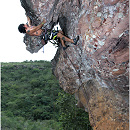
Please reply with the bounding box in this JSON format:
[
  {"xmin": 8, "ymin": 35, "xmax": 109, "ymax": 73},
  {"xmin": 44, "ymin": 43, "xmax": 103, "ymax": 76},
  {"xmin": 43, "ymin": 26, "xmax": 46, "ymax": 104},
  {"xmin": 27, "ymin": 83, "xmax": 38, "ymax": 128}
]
[{"xmin": 26, "ymin": 26, "xmax": 42, "ymax": 36}]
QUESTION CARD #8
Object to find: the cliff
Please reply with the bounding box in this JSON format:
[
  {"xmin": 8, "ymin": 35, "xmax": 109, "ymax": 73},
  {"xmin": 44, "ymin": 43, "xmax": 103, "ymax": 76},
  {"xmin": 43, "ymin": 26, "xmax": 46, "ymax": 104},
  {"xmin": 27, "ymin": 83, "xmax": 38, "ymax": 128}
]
[{"xmin": 20, "ymin": 0, "xmax": 129, "ymax": 129}]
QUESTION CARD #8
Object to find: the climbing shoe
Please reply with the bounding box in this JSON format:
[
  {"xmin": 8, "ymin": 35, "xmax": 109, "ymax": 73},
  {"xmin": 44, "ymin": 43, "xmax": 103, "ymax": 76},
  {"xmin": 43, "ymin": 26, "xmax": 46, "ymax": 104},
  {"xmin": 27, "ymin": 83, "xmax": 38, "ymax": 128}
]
[
  {"xmin": 63, "ymin": 45, "xmax": 69, "ymax": 50},
  {"xmin": 72, "ymin": 36, "xmax": 79, "ymax": 45}
]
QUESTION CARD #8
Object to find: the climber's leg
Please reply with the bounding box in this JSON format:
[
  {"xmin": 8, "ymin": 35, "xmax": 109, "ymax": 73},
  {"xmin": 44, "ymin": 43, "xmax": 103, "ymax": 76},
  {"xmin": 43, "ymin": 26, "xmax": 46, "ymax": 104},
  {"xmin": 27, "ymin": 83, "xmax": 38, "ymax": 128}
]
[
  {"xmin": 57, "ymin": 32, "xmax": 74, "ymax": 43},
  {"xmin": 58, "ymin": 30, "xmax": 64, "ymax": 35},
  {"xmin": 60, "ymin": 37, "xmax": 66, "ymax": 47},
  {"xmin": 72, "ymin": 36, "xmax": 79, "ymax": 45},
  {"xmin": 57, "ymin": 32, "xmax": 79, "ymax": 46},
  {"xmin": 58, "ymin": 36, "xmax": 69, "ymax": 50}
]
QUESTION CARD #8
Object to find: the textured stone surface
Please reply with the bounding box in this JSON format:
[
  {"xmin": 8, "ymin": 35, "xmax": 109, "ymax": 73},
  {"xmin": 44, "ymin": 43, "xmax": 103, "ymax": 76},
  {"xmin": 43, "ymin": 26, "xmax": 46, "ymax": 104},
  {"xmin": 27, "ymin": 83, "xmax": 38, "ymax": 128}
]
[{"xmin": 20, "ymin": 0, "xmax": 129, "ymax": 129}]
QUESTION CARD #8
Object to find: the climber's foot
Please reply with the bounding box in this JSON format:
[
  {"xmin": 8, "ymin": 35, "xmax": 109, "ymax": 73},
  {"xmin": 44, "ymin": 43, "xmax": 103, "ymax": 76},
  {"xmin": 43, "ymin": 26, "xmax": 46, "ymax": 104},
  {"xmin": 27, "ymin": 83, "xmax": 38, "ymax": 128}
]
[
  {"xmin": 63, "ymin": 45, "xmax": 69, "ymax": 50},
  {"xmin": 72, "ymin": 36, "xmax": 79, "ymax": 45}
]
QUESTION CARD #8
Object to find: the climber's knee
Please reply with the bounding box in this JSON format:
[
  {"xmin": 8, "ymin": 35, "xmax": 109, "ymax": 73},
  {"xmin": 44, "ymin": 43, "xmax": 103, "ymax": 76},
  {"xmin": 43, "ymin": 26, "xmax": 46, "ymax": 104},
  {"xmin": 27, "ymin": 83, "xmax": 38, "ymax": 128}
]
[
  {"xmin": 62, "ymin": 37, "xmax": 65, "ymax": 41},
  {"xmin": 57, "ymin": 32, "xmax": 62, "ymax": 38},
  {"xmin": 59, "ymin": 30, "xmax": 64, "ymax": 34},
  {"xmin": 57, "ymin": 32, "xmax": 66, "ymax": 41}
]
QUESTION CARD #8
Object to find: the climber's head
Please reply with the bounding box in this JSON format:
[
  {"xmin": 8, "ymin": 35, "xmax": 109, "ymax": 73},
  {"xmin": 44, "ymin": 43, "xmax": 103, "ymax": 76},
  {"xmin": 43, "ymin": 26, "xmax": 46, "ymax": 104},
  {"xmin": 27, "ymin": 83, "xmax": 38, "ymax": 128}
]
[{"xmin": 18, "ymin": 24, "xmax": 28, "ymax": 33}]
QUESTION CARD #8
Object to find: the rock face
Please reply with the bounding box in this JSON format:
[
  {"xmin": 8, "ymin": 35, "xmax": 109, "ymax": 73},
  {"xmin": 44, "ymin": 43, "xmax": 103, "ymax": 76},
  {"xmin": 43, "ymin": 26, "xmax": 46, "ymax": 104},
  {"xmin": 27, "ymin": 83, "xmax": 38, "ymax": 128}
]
[{"xmin": 20, "ymin": 0, "xmax": 129, "ymax": 129}]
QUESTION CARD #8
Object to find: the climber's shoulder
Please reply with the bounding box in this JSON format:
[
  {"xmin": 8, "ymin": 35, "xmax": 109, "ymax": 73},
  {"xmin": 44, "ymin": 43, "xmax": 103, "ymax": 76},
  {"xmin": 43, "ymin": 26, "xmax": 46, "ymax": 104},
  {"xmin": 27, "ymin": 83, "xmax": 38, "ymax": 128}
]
[{"xmin": 26, "ymin": 26, "xmax": 42, "ymax": 36}]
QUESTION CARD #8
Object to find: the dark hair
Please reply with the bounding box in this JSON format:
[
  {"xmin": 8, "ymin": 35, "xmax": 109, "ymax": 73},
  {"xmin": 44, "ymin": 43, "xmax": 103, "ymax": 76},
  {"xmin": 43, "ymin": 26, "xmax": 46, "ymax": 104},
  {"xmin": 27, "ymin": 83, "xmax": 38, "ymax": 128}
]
[{"xmin": 18, "ymin": 24, "xmax": 26, "ymax": 33}]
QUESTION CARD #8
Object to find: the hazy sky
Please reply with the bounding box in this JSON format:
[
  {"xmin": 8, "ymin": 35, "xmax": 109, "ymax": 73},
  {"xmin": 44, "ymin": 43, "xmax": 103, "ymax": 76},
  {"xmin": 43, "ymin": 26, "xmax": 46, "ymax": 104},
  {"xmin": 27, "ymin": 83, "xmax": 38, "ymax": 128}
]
[{"xmin": 0, "ymin": 0, "xmax": 57, "ymax": 62}]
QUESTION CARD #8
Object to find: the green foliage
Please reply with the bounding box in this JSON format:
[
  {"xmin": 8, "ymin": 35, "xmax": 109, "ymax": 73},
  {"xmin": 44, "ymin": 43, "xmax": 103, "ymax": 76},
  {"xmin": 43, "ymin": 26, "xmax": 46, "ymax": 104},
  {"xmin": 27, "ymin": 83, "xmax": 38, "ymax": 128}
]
[
  {"xmin": 1, "ymin": 61, "xmax": 61, "ymax": 121},
  {"xmin": 2, "ymin": 112, "xmax": 61, "ymax": 130},
  {"xmin": 1, "ymin": 61, "xmax": 92, "ymax": 130},
  {"xmin": 56, "ymin": 92, "xmax": 93, "ymax": 130}
]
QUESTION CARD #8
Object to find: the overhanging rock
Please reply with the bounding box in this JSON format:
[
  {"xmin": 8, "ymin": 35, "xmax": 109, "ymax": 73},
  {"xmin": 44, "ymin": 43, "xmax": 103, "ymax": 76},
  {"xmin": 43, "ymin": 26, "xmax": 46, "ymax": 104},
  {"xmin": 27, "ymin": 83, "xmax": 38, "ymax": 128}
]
[{"xmin": 20, "ymin": 0, "xmax": 129, "ymax": 129}]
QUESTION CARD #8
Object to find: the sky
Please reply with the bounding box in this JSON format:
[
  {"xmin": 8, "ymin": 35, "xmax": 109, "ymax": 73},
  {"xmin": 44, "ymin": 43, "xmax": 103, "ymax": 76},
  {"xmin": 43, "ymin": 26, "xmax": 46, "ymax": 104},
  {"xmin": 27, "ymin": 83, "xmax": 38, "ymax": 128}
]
[{"xmin": 0, "ymin": 0, "xmax": 58, "ymax": 62}]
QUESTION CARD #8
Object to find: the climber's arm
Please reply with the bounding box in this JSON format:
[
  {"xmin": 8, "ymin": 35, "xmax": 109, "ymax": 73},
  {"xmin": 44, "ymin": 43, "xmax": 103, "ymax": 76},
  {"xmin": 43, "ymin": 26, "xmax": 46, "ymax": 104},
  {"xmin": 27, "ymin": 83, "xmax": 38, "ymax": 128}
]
[
  {"xmin": 27, "ymin": 16, "xmax": 31, "ymax": 26},
  {"xmin": 26, "ymin": 18, "xmax": 46, "ymax": 35},
  {"xmin": 25, "ymin": 13, "xmax": 32, "ymax": 26}
]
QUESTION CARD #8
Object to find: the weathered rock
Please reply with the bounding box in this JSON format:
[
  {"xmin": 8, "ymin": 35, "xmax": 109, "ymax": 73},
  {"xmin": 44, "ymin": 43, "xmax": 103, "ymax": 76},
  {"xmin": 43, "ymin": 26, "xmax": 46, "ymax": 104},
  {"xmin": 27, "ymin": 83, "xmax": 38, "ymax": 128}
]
[{"xmin": 20, "ymin": 0, "xmax": 129, "ymax": 129}]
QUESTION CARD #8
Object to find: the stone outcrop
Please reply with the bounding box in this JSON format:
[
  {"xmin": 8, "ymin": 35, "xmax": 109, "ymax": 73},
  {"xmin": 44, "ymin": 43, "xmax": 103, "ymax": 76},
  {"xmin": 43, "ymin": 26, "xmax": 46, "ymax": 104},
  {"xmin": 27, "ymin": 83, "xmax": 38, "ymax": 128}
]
[{"xmin": 20, "ymin": 0, "xmax": 129, "ymax": 129}]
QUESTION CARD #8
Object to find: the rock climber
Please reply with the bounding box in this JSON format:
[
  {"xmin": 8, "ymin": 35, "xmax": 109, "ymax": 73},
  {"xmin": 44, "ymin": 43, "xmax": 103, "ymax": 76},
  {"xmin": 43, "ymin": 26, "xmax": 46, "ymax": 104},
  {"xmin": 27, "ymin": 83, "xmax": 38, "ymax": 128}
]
[{"xmin": 18, "ymin": 16, "xmax": 79, "ymax": 50}]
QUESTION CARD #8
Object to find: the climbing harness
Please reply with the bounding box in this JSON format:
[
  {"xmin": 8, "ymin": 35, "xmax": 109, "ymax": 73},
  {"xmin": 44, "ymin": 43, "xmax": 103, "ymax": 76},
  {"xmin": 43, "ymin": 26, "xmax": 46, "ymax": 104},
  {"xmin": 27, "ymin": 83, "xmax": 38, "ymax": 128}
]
[{"xmin": 41, "ymin": 27, "xmax": 59, "ymax": 47}]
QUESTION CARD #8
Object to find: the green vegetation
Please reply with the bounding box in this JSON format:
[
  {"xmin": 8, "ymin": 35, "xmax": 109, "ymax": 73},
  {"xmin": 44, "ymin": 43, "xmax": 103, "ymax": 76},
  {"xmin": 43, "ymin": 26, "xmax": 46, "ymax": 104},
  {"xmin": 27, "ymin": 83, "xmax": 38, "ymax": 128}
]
[
  {"xmin": 1, "ymin": 60, "xmax": 92, "ymax": 130},
  {"xmin": 56, "ymin": 92, "xmax": 92, "ymax": 130}
]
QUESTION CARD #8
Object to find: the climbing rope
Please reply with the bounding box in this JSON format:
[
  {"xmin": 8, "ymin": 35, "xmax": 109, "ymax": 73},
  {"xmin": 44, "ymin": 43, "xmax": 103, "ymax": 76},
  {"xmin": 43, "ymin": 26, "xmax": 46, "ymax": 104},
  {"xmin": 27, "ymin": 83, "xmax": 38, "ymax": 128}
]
[
  {"xmin": 63, "ymin": 48, "xmax": 82, "ymax": 94},
  {"xmin": 63, "ymin": 45, "xmax": 96, "ymax": 127}
]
